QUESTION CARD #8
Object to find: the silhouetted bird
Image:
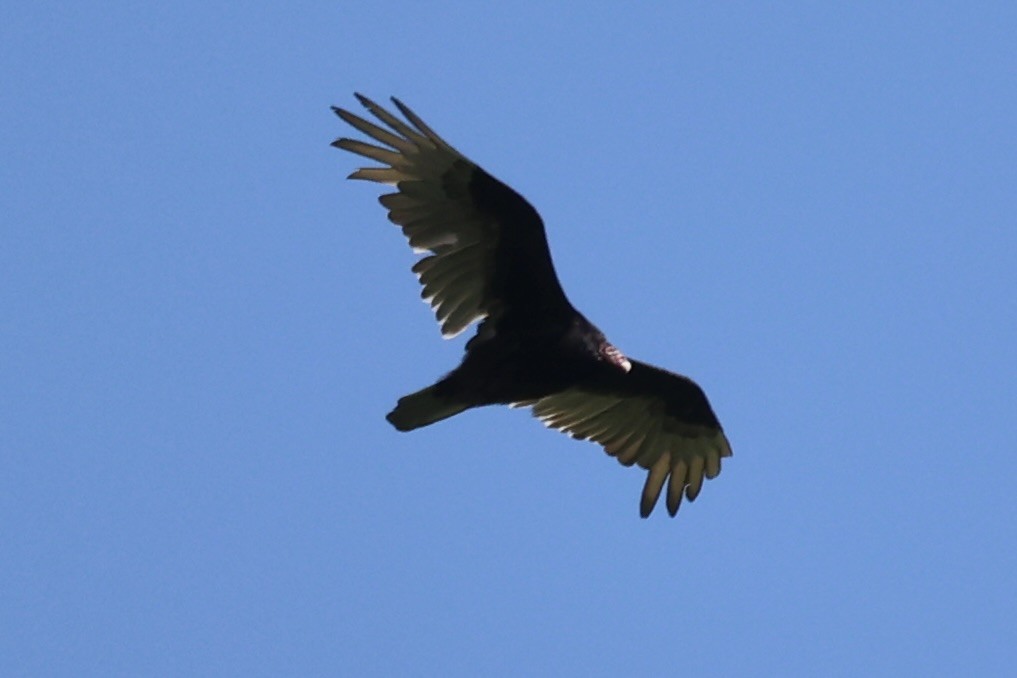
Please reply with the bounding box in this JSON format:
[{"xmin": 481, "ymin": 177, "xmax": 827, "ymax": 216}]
[{"xmin": 332, "ymin": 95, "xmax": 731, "ymax": 517}]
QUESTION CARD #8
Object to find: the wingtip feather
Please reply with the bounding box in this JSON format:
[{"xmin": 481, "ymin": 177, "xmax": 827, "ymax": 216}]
[
  {"xmin": 666, "ymin": 459, "xmax": 688, "ymax": 516},
  {"xmin": 684, "ymin": 456, "xmax": 706, "ymax": 502},
  {"xmin": 639, "ymin": 455, "xmax": 671, "ymax": 518}
]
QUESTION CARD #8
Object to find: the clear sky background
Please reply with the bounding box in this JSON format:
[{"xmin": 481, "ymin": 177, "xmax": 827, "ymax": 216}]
[{"xmin": 3, "ymin": 3, "xmax": 1016, "ymax": 676}]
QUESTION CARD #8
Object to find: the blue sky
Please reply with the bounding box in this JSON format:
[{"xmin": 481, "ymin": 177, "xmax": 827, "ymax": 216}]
[{"xmin": 3, "ymin": 3, "xmax": 1016, "ymax": 675}]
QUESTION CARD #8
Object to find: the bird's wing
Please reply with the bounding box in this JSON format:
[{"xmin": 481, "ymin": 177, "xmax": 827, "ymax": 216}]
[
  {"xmin": 518, "ymin": 360, "xmax": 731, "ymax": 517},
  {"xmin": 332, "ymin": 94, "xmax": 572, "ymax": 338}
]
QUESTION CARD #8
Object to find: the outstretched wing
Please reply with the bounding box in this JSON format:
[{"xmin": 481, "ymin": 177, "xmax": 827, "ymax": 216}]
[
  {"xmin": 332, "ymin": 94, "xmax": 572, "ymax": 338},
  {"xmin": 520, "ymin": 360, "xmax": 731, "ymax": 517}
]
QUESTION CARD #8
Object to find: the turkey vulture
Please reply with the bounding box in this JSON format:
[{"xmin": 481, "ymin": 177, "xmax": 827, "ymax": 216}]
[{"xmin": 332, "ymin": 94, "xmax": 732, "ymax": 517}]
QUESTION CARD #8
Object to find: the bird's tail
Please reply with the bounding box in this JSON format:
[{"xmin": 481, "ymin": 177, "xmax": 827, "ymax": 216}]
[{"xmin": 386, "ymin": 383, "xmax": 469, "ymax": 431}]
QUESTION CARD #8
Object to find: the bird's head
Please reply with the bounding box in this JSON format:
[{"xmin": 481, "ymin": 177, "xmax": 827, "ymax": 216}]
[{"xmin": 599, "ymin": 343, "xmax": 632, "ymax": 373}]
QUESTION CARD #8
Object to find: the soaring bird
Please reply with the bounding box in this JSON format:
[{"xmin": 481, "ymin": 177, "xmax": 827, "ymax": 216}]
[{"xmin": 332, "ymin": 94, "xmax": 731, "ymax": 517}]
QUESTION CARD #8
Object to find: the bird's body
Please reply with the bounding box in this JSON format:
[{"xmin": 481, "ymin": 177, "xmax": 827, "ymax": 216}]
[
  {"xmin": 408, "ymin": 312, "xmax": 614, "ymax": 412},
  {"xmin": 332, "ymin": 94, "xmax": 732, "ymax": 517}
]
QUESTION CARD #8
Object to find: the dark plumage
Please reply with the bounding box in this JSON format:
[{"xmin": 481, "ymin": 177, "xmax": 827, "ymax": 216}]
[{"xmin": 332, "ymin": 94, "xmax": 732, "ymax": 517}]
